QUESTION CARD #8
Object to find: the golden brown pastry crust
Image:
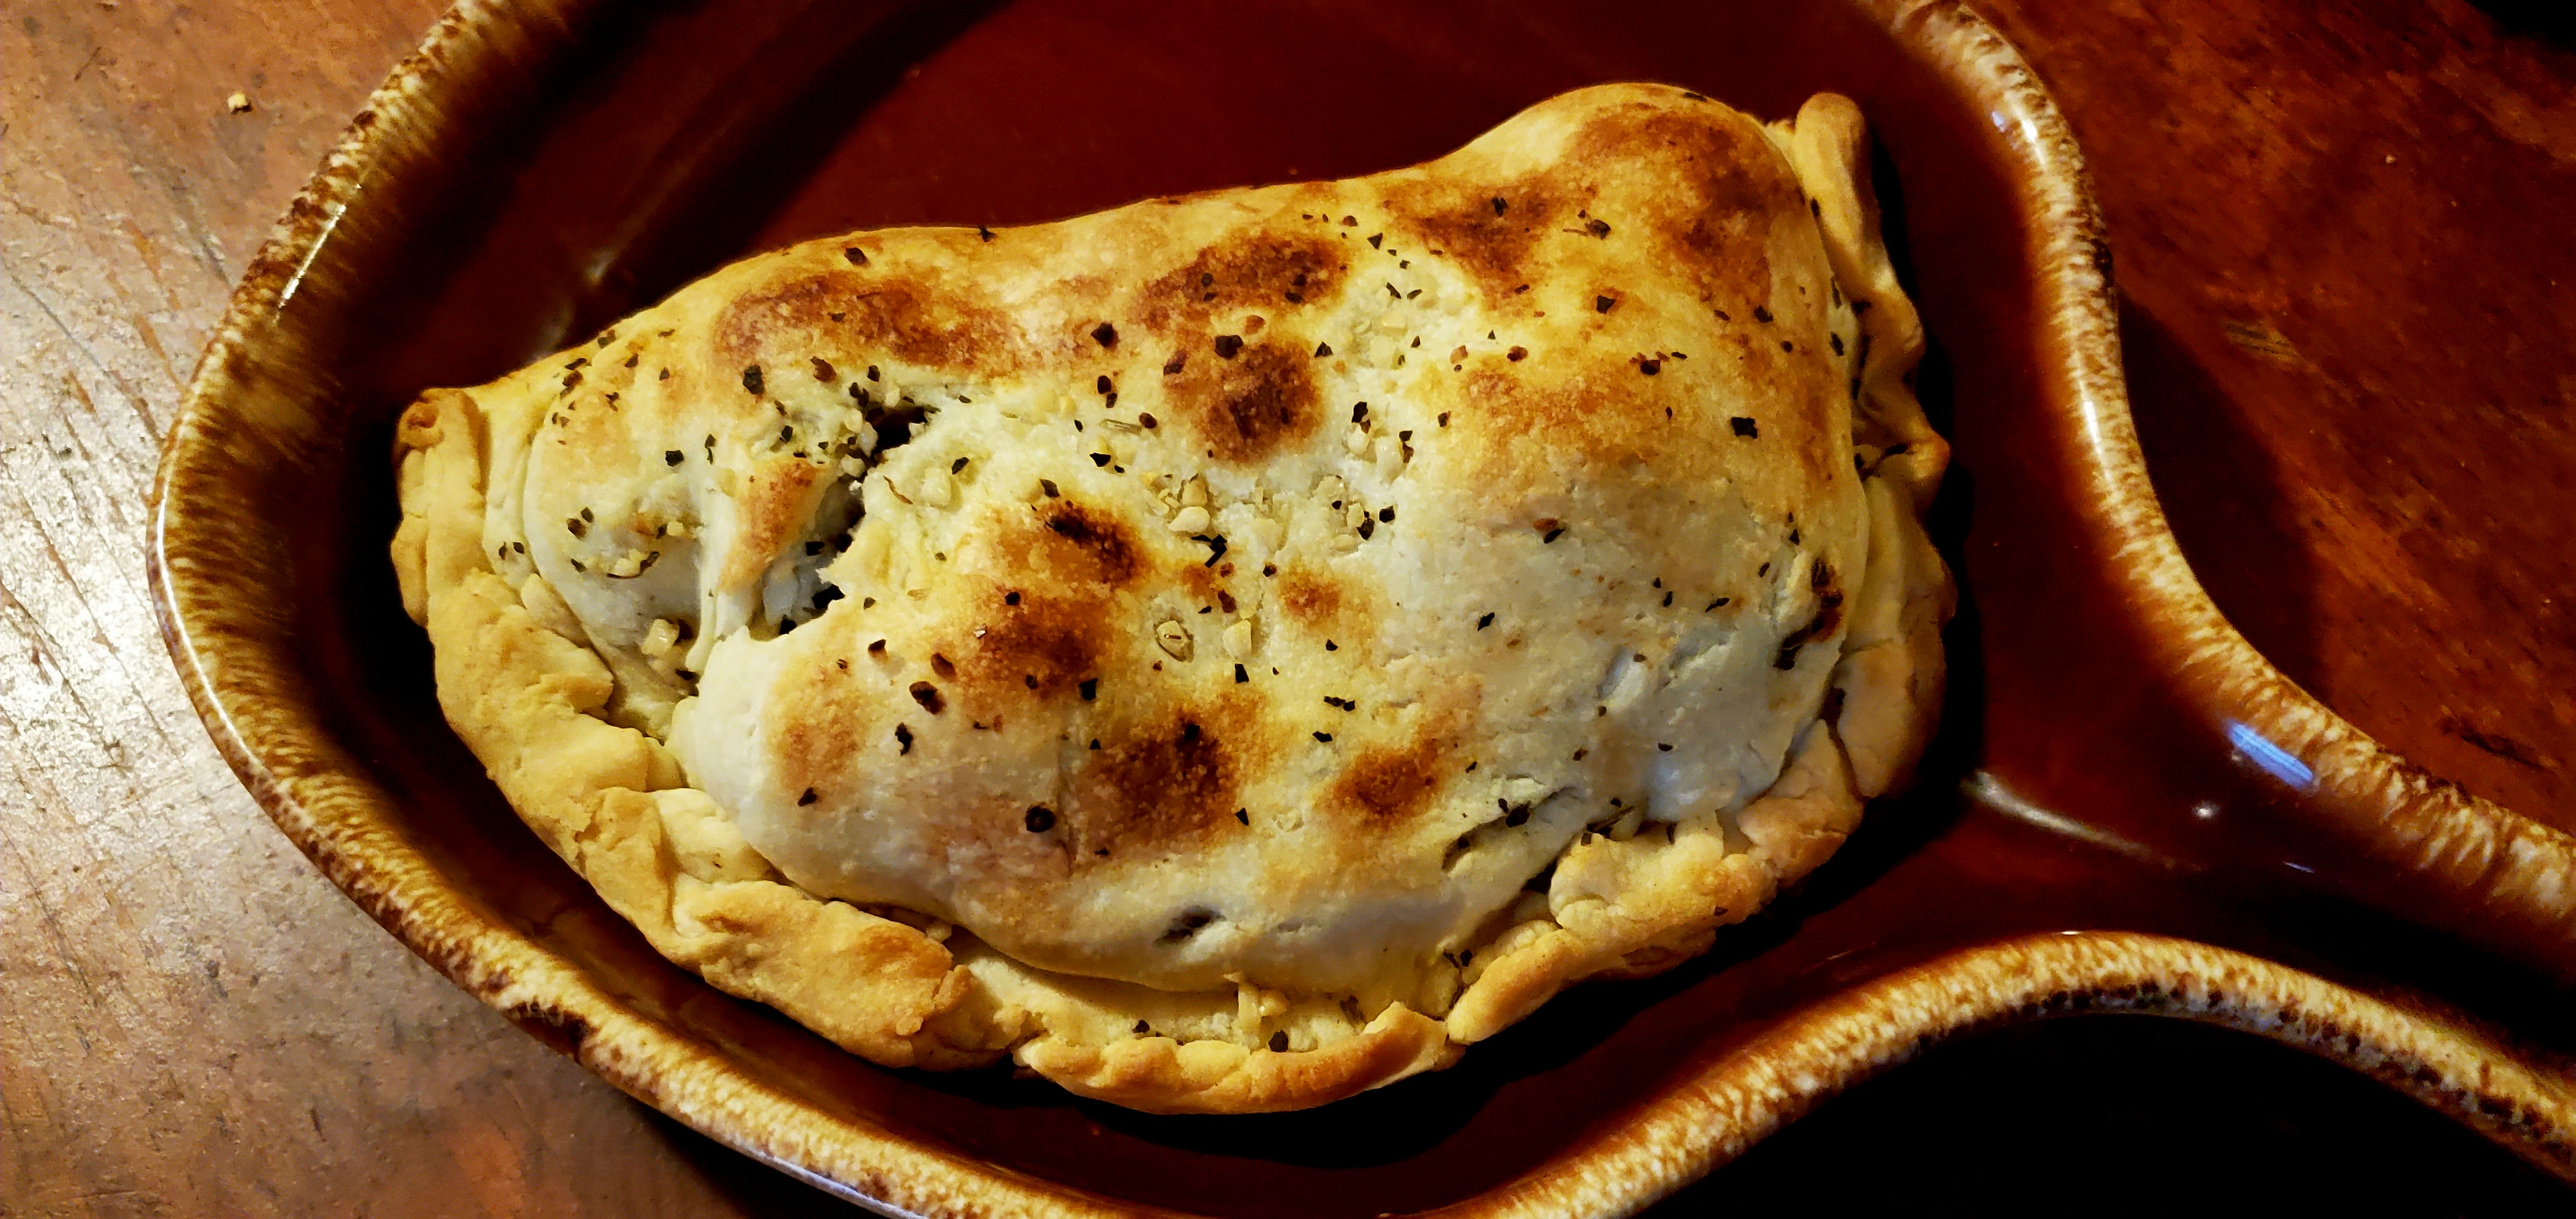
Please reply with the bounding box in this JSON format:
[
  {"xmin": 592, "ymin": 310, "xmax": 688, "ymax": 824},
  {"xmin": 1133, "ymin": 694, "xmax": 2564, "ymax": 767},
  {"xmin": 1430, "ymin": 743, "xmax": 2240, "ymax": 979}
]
[{"xmin": 392, "ymin": 84, "xmax": 1950, "ymax": 1112}]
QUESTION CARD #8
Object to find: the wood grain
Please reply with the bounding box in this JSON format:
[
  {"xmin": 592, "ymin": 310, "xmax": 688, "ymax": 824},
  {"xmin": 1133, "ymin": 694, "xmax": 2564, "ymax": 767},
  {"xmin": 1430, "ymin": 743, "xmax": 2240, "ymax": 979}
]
[{"xmin": 1, "ymin": 0, "xmax": 2567, "ymax": 1215}]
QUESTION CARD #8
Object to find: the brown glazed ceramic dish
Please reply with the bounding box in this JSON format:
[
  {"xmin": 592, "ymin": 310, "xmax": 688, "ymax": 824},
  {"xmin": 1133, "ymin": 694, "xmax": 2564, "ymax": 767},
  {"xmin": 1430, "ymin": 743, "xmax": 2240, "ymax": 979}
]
[{"xmin": 151, "ymin": 0, "xmax": 2576, "ymax": 1214}]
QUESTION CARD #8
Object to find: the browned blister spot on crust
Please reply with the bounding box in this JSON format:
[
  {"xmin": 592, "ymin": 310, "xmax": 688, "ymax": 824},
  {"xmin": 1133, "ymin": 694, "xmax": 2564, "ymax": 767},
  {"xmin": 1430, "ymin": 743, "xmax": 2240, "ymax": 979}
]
[
  {"xmin": 1139, "ymin": 232, "xmax": 1345, "ymax": 330},
  {"xmin": 719, "ymin": 457, "xmax": 824, "ymax": 590},
  {"xmin": 1177, "ymin": 562, "xmax": 1227, "ymax": 606},
  {"xmin": 1070, "ymin": 707, "xmax": 1248, "ymax": 856},
  {"xmin": 1002, "ymin": 500, "xmax": 1145, "ymax": 590},
  {"xmin": 714, "ymin": 268, "xmax": 1022, "ymax": 373},
  {"xmin": 1273, "ymin": 565, "xmax": 1356, "ymax": 636},
  {"xmin": 1170, "ymin": 340, "xmax": 1320, "ymax": 465},
  {"xmin": 1616, "ymin": 111, "xmax": 1802, "ymax": 311},
  {"xmin": 770, "ymin": 655, "xmax": 872, "ymax": 809},
  {"xmin": 1455, "ymin": 367, "xmax": 1669, "ymax": 477},
  {"xmin": 955, "ymin": 591, "xmax": 1103, "ymax": 704},
  {"xmin": 1393, "ymin": 176, "xmax": 1565, "ymax": 301},
  {"xmin": 1330, "ymin": 730, "xmax": 1450, "ymax": 825}
]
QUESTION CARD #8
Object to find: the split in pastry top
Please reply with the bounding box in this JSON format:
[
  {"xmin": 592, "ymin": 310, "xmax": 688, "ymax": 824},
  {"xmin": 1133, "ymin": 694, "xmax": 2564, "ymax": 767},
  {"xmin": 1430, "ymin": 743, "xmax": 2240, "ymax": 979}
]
[{"xmin": 406, "ymin": 82, "xmax": 1951, "ymax": 1096}]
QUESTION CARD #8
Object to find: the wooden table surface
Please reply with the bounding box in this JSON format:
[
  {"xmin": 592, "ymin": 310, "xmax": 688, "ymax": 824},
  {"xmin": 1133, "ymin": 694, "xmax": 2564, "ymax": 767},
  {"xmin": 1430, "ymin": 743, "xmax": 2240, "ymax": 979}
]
[{"xmin": 4, "ymin": 1, "xmax": 2570, "ymax": 1215}]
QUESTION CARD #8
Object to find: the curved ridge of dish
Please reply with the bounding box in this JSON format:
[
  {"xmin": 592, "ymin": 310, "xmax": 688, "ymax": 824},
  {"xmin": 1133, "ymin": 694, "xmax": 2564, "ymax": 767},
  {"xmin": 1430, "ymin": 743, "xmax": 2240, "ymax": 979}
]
[
  {"xmin": 1869, "ymin": 0, "xmax": 2576, "ymax": 972},
  {"xmin": 1459, "ymin": 930, "xmax": 2576, "ymax": 1218},
  {"xmin": 146, "ymin": 0, "xmax": 2576, "ymax": 1213}
]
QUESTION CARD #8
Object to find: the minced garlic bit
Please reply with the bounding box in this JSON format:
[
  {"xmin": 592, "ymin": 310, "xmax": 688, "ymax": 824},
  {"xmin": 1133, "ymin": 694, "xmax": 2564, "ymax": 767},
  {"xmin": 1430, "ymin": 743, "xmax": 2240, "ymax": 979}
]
[
  {"xmin": 1169, "ymin": 505, "xmax": 1212, "ymax": 534},
  {"xmin": 1223, "ymin": 619, "xmax": 1254, "ymax": 661},
  {"xmin": 1154, "ymin": 620, "xmax": 1193, "ymax": 661},
  {"xmin": 1181, "ymin": 476, "xmax": 1209, "ymax": 508}
]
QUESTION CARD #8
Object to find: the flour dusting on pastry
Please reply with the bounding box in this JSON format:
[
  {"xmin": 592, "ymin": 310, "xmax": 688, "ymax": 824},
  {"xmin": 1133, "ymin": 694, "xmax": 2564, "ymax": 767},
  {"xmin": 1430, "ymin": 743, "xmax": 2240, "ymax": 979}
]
[{"xmin": 392, "ymin": 83, "xmax": 1952, "ymax": 1114}]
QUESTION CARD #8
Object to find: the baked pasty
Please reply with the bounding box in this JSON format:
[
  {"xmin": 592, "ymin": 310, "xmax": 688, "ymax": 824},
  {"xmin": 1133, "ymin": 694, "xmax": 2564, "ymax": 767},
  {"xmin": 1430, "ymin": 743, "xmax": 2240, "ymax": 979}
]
[{"xmin": 391, "ymin": 83, "xmax": 1952, "ymax": 1114}]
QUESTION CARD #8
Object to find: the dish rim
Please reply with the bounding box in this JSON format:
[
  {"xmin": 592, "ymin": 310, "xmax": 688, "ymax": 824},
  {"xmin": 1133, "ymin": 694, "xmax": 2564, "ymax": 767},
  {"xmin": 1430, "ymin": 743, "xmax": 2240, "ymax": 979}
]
[{"xmin": 147, "ymin": 0, "xmax": 2576, "ymax": 1213}]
